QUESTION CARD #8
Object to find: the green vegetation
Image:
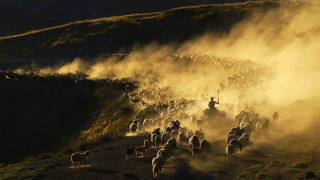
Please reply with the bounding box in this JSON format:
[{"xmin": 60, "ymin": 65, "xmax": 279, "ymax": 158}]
[
  {"xmin": 0, "ymin": 161, "xmax": 59, "ymax": 180},
  {"xmin": 0, "ymin": 1, "xmax": 283, "ymax": 60}
]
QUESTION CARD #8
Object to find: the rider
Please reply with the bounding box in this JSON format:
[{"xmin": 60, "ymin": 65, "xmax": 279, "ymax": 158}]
[{"xmin": 208, "ymin": 97, "xmax": 219, "ymax": 111}]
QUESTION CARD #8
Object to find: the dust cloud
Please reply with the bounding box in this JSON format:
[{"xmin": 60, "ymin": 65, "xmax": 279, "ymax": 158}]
[{"xmin": 15, "ymin": 1, "xmax": 320, "ymax": 140}]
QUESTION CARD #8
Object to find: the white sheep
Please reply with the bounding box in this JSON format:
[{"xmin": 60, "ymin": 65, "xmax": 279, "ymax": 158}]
[{"xmin": 71, "ymin": 151, "xmax": 90, "ymax": 167}]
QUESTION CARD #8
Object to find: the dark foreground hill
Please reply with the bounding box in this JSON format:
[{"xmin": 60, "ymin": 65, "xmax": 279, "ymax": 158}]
[
  {"xmin": 0, "ymin": 1, "xmax": 282, "ymax": 60},
  {"xmin": 0, "ymin": 0, "xmax": 256, "ymax": 37},
  {"xmin": 0, "ymin": 71, "xmax": 137, "ymax": 164}
]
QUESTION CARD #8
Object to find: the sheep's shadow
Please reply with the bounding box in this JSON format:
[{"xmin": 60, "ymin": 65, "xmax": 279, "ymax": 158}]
[
  {"xmin": 122, "ymin": 172, "xmax": 139, "ymax": 179},
  {"xmin": 85, "ymin": 167, "xmax": 120, "ymax": 175},
  {"xmin": 135, "ymin": 158, "xmax": 151, "ymax": 163}
]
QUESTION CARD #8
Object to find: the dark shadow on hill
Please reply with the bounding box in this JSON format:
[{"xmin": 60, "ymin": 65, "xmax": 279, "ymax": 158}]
[
  {"xmin": 0, "ymin": 72, "xmax": 135, "ymax": 164},
  {"xmin": 86, "ymin": 167, "xmax": 120, "ymax": 175},
  {"xmin": 164, "ymin": 157, "xmax": 214, "ymax": 180}
]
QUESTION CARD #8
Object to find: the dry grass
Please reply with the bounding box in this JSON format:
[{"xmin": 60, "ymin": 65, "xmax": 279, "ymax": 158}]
[{"xmin": 0, "ymin": 1, "xmax": 284, "ymax": 60}]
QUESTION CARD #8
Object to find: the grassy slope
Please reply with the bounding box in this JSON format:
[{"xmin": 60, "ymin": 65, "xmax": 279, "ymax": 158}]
[
  {"xmin": 0, "ymin": 0, "xmax": 252, "ymax": 37},
  {"xmin": 0, "ymin": 1, "xmax": 281, "ymax": 60},
  {"xmin": 0, "ymin": 74, "xmax": 137, "ymax": 165}
]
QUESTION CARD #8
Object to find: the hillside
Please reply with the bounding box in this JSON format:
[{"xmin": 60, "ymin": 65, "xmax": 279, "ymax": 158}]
[
  {"xmin": 0, "ymin": 0, "xmax": 254, "ymax": 37},
  {"xmin": 0, "ymin": 1, "xmax": 281, "ymax": 60},
  {"xmin": 0, "ymin": 71, "xmax": 138, "ymax": 164}
]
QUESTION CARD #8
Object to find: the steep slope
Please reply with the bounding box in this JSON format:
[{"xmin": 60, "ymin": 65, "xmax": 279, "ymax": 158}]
[
  {"xmin": 0, "ymin": 1, "xmax": 281, "ymax": 60},
  {"xmin": 0, "ymin": 0, "xmax": 254, "ymax": 36}
]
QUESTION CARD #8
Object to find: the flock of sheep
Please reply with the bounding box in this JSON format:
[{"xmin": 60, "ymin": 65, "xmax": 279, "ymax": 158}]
[
  {"xmin": 126, "ymin": 99, "xmax": 213, "ymax": 178},
  {"xmin": 226, "ymin": 109, "xmax": 270, "ymax": 159}
]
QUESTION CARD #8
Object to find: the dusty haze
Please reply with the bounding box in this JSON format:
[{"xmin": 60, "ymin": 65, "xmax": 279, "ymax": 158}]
[{"xmin": 15, "ymin": 1, "xmax": 320, "ymax": 147}]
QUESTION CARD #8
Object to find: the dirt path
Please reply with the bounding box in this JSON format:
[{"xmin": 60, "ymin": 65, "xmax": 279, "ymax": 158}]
[
  {"xmin": 42, "ymin": 135, "xmax": 258, "ymax": 180},
  {"xmin": 43, "ymin": 133, "xmax": 320, "ymax": 180}
]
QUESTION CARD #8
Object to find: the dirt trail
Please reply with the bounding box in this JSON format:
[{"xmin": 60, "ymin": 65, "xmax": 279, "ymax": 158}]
[{"xmin": 42, "ymin": 133, "xmax": 279, "ymax": 180}]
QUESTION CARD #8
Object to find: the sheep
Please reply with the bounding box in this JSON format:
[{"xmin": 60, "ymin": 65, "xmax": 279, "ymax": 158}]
[
  {"xmin": 238, "ymin": 136, "xmax": 249, "ymax": 150},
  {"xmin": 170, "ymin": 129, "xmax": 179, "ymax": 139},
  {"xmin": 188, "ymin": 135, "xmax": 200, "ymax": 150},
  {"xmin": 152, "ymin": 156, "xmax": 165, "ymax": 172},
  {"xmin": 256, "ymin": 121, "xmax": 263, "ymax": 132},
  {"xmin": 242, "ymin": 124, "xmax": 252, "ymax": 135},
  {"xmin": 129, "ymin": 121, "xmax": 137, "ymax": 132},
  {"xmin": 229, "ymin": 139, "xmax": 243, "ymax": 152},
  {"xmin": 164, "ymin": 126, "xmax": 172, "ymax": 133},
  {"xmin": 179, "ymin": 127, "xmax": 187, "ymax": 134},
  {"xmin": 178, "ymin": 132, "xmax": 188, "ymax": 145},
  {"xmin": 195, "ymin": 129, "xmax": 205, "ymax": 140},
  {"xmin": 151, "ymin": 133, "xmax": 157, "ymax": 145},
  {"xmin": 200, "ymin": 139, "xmax": 211, "ymax": 156},
  {"xmin": 155, "ymin": 104, "xmax": 161, "ymax": 113},
  {"xmin": 157, "ymin": 148, "xmax": 170, "ymax": 159},
  {"xmin": 152, "ymin": 128, "xmax": 161, "ymax": 136},
  {"xmin": 191, "ymin": 115, "xmax": 197, "ymax": 124},
  {"xmin": 153, "ymin": 163, "xmax": 160, "ymax": 178},
  {"xmin": 161, "ymin": 132, "xmax": 170, "ymax": 144},
  {"xmin": 155, "ymin": 135, "xmax": 161, "ymax": 149},
  {"xmin": 168, "ymin": 138, "xmax": 177, "ymax": 151},
  {"xmin": 135, "ymin": 146, "xmax": 146, "ymax": 158},
  {"xmin": 187, "ymin": 130, "xmax": 194, "ymax": 139},
  {"xmin": 169, "ymin": 120, "xmax": 180, "ymax": 130},
  {"xmin": 226, "ymin": 144, "xmax": 235, "ymax": 160},
  {"xmin": 71, "ymin": 151, "xmax": 90, "ymax": 167},
  {"xmin": 162, "ymin": 143, "xmax": 172, "ymax": 155},
  {"xmin": 126, "ymin": 147, "xmax": 135, "ymax": 159},
  {"xmin": 144, "ymin": 139, "xmax": 152, "ymax": 149},
  {"xmin": 143, "ymin": 119, "xmax": 150, "ymax": 129},
  {"xmin": 197, "ymin": 120, "xmax": 204, "ymax": 128},
  {"xmin": 226, "ymin": 134, "xmax": 239, "ymax": 144},
  {"xmin": 137, "ymin": 121, "xmax": 144, "ymax": 131}
]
